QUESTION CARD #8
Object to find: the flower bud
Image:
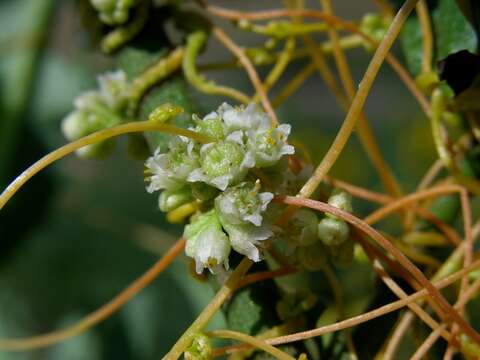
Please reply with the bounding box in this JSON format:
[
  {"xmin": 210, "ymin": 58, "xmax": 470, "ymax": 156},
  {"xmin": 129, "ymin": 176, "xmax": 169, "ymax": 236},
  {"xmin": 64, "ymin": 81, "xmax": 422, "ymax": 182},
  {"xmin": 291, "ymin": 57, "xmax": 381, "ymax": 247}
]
[
  {"xmin": 317, "ymin": 218, "xmax": 350, "ymax": 246},
  {"xmin": 184, "ymin": 210, "xmax": 231, "ymax": 274},
  {"xmin": 326, "ymin": 189, "xmax": 352, "ymax": 219},
  {"xmin": 184, "ymin": 333, "xmax": 212, "ymax": 360},
  {"xmin": 158, "ymin": 187, "xmax": 193, "ymax": 212}
]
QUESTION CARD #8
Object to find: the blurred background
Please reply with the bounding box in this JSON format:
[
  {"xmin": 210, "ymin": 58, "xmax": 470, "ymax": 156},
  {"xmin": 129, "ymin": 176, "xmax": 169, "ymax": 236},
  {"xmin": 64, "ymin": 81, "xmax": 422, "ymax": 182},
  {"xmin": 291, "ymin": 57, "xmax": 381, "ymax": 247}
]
[{"xmin": 0, "ymin": 0, "xmax": 437, "ymax": 359}]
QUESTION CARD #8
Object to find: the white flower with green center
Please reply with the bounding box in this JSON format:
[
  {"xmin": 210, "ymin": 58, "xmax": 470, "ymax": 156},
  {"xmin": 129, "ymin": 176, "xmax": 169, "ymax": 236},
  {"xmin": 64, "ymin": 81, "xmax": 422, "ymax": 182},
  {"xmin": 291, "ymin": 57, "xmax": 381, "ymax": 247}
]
[
  {"xmin": 62, "ymin": 91, "xmax": 122, "ymax": 158},
  {"xmin": 193, "ymin": 113, "xmax": 225, "ymax": 141},
  {"xmin": 219, "ymin": 103, "xmax": 271, "ymax": 132},
  {"xmin": 188, "ymin": 136, "xmax": 253, "ymax": 191},
  {"xmin": 184, "ymin": 210, "xmax": 231, "ymax": 274},
  {"xmin": 146, "ymin": 138, "xmax": 200, "ymax": 192},
  {"xmin": 247, "ymin": 124, "xmax": 295, "ymax": 168},
  {"xmin": 215, "ymin": 181, "xmax": 273, "ymax": 226},
  {"xmin": 98, "ymin": 70, "xmax": 130, "ymax": 112},
  {"xmin": 90, "ymin": 0, "xmax": 137, "ymax": 25}
]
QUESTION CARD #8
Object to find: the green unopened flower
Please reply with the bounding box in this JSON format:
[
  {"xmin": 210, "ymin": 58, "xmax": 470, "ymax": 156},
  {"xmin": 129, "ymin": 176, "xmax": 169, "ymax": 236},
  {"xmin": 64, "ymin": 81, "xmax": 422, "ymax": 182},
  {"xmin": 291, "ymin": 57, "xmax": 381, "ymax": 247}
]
[
  {"xmin": 215, "ymin": 181, "xmax": 273, "ymax": 226},
  {"xmin": 184, "ymin": 333, "xmax": 212, "ymax": 360},
  {"xmin": 146, "ymin": 138, "xmax": 200, "ymax": 192},
  {"xmin": 184, "ymin": 210, "xmax": 231, "ymax": 274},
  {"xmin": 158, "ymin": 186, "xmax": 193, "ymax": 212},
  {"xmin": 326, "ymin": 190, "xmax": 352, "ymax": 219},
  {"xmin": 90, "ymin": 0, "xmax": 138, "ymax": 25},
  {"xmin": 360, "ymin": 13, "xmax": 391, "ymax": 50},
  {"xmin": 317, "ymin": 217, "xmax": 350, "ymax": 246}
]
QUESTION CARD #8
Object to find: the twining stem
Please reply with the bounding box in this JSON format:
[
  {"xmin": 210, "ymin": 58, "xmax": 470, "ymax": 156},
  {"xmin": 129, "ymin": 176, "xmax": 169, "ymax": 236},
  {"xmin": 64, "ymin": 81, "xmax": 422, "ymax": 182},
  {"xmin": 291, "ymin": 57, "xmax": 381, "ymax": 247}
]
[
  {"xmin": 162, "ymin": 258, "xmax": 252, "ymax": 360},
  {"xmin": 415, "ymin": 0, "xmax": 433, "ymax": 74},
  {"xmin": 317, "ymin": 0, "xmax": 403, "ymax": 199},
  {"xmin": 272, "ymin": 62, "xmax": 316, "ymax": 107},
  {"xmin": 410, "ymin": 324, "xmax": 448, "ymax": 360},
  {"xmin": 101, "ymin": 0, "xmax": 149, "ymax": 54},
  {"xmin": 253, "ymin": 36, "xmax": 296, "ymax": 102},
  {"xmin": 299, "ymin": 0, "xmax": 420, "ymax": 198},
  {"xmin": 183, "ymin": 31, "xmax": 250, "ymax": 104},
  {"xmin": 213, "ymin": 259, "xmax": 480, "ymax": 355},
  {"xmin": 236, "ymin": 267, "xmax": 296, "ymax": 289},
  {"xmin": 208, "ymin": 6, "xmax": 431, "ymax": 116},
  {"xmin": 0, "ymin": 237, "xmax": 185, "ymax": 351},
  {"xmin": 277, "ymin": 195, "xmax": 480, "ymax": 344},
  {"xmin": 212, "ymin": 27, "xmax": 279, "ymax": 125},
  {"xmin": 129, "ymin": 47, "xmax": 185, "ymax": 112},
  {"xmin": 209, "ymin": 330, "xmax": 295, "ymax": 360},
  {"xmin": 0, "ymin": 121, "xmax": 212, "ymax": 211}
]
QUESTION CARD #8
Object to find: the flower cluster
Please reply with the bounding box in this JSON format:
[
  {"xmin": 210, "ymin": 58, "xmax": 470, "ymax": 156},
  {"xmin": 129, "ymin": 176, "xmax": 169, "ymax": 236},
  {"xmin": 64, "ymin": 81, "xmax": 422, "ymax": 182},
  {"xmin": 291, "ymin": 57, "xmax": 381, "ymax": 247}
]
[
  {"xmin": 146, "ymin": 103, "xmax": 294, "ymax": 273},
  {"xmin": 90, "ymin": 0, "xmax": 138, "ymax": 25},
  {"xmin": 61, "ymin": 70, "xmax": 130, "ymax": 158},
  {"xmin": 275, "ymin": 189, "xmax": 354, "ymax": 271}
]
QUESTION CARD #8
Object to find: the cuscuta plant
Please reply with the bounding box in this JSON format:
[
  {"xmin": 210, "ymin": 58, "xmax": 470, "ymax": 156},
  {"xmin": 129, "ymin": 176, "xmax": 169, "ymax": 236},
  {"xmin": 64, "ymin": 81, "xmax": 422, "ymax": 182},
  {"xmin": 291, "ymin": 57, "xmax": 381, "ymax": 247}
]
[{"xmin": 1, "ymin": 0, "xmax": 480, "ymax": 359}]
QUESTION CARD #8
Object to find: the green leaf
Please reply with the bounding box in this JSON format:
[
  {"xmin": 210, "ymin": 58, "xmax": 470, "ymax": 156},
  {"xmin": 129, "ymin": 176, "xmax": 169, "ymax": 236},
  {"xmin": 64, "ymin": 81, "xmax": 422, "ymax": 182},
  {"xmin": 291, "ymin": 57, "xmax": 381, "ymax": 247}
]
[{"xmin": 399, "ymin": 0, "xmax": 477, "ymax": 76}]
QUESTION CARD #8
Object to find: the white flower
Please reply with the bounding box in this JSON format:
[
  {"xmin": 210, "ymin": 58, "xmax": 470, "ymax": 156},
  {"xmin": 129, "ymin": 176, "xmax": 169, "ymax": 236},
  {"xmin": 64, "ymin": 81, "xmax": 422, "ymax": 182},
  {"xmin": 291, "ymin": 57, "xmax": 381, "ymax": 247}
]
[
  {"xmin": 215, "ymin": 181, "xmax": 273, "ymax": 226},
  {"xmin": 145, "ymin": 138, "xmax": 200, "ymax": 192},
  {"xmin": 222, "ymin": 222, "xmax": 272, "ymax": 262},
  {"xmin": 184, "ymin": 210, "xmax": 231, "ymax": 274},
  {"xmin": 187, "ymin": 140, "xmax": 252, "ymax": 190},
  {"xmin": 97, "ymin": 70, "xmax": 130, "ymax": 111},
  {"xmin": 247, "ymin": 124, "xmax": 294, "ymax": 168},
  {"xmin": 219, "ymin": 103, "xmax": 271, "ymax": 132}
]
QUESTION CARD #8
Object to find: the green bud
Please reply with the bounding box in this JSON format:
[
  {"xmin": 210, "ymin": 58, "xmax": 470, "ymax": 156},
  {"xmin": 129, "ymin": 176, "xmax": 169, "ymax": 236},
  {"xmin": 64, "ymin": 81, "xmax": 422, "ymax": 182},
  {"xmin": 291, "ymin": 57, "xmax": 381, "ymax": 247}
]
[
  {"xmin": 317, "ymin": 218, "xmax": 350, "ymax": 246},
  {"xmin": 90, "ymin": 0, "xmax": 137, "ymax": 25},
  {"xmin": 158, "ymin": 187, "xmax": 193, "ymax": 212},
  {"xmin": 184, "ymin": 333, "xmax": 212, "ymax": 360},
  {"xmin": 148, "ymin": 103, "xmax": 184, "ymax": 123},
  {"xmin": 326, "ymin": 189, "xmax": 353, "ymax": 219},
  {"xmin": 194, "ymin": 114, "xmax": 225, "ymax": 140}
]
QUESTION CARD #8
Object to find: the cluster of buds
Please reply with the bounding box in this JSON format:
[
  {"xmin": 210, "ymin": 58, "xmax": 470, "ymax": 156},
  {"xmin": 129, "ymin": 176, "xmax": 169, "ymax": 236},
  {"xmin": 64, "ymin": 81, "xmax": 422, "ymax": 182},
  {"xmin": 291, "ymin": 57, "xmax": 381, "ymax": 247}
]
[
  {"xmin": 61, "ymin": 70, "xmax": 130, "ymax": 158},
  {"xmin": 90, "ymin": 0, "xmax": 138, "ymax": 25},
  {"xmin": 277, "ymin": 189, "xmax": 354, "ymax": 271},
  {"xmin": 145, "ymin": 103, "xmax": 294, "ymax": 274}
]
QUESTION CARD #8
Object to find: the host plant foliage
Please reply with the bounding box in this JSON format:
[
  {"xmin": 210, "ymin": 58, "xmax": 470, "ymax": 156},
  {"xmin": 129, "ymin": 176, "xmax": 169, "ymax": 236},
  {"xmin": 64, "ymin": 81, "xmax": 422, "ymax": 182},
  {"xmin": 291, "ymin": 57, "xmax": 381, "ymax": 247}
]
[{"xmin": 1, "ymin": 0, "xmax": 480, "ymax": 359}]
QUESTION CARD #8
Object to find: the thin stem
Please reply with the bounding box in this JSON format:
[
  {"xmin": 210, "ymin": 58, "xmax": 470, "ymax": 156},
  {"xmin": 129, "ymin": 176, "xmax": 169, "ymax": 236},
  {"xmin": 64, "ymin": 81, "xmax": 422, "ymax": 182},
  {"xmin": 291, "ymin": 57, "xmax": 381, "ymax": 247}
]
[
  {"xmin": 236, "ymin": 267, "xmax": 296, "ymax": 289},
  {"xmin": 253, "ymin": 36, "xmax": 296, "ymax": 101},
  {"xmin": 298, "ymin": 0, "xmax": 419, "ymax": 198},
  {"xmin": 272, "ymin": 62, "xmax": 316, "ymax": 108},
  {"xmin": 209, "ymin": 330, "xmax": 295, "ymax": 360},
  {"xmin": 415, "ymin": 0, "xmax": 433, "ymax": 74},
  {"xmin": 129, "ymin": 47, "xmax": 185, "ymax": 113},
  {"xmin": 0, "ymin": 121, "xmax": 212, "ymax": 211},
  {"xmin": 163, "ymin": 258, "xmax": 252, "ymax": 360},
  {"xmin": 364, "ymin": 184, "xmax": 463, "ymax": 225},
  {"xmin": 410, "ymin": 324, "xmax": 447, "ymax": 360},
  {"xmin": 318, "ymin": 0, "xmax": 403, "ymax": 199},
  {"xmin": 0, "ymin": 237, "xmax": 185, "ymax": 351},
  {"xmin": 212, "ymin": 27, "xmax": 279, "ymax": 125},
  {"xmin": 404, "ymin": 159, "xmax": 443, "ymax": 230},
  {"xmin": 384, "ymin": 311, "xmax": 416, "ymax": 360},
  {"xmin": 214, "ymin": 259, "xmax": 480, "ymax": 355},
  {"xmin": 277, "ymin": 195, "xmax": 480, "ymax": 344},
  {"xmin": 207, "ymin": 6, "xmax": 431, "ymax": 116},
  {"xmin": 183, "ymin": 31, "xmax": 250, "ymax": 104}
]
